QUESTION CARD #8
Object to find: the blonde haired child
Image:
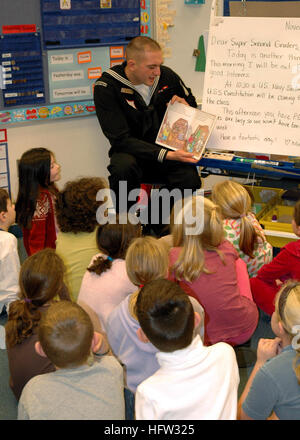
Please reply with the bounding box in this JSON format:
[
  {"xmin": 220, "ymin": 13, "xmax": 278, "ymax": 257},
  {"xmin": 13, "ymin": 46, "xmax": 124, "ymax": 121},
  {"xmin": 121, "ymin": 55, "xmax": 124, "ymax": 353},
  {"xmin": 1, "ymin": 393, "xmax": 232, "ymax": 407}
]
[
  {"xmin": 106, "ymin": 236, "xmax": 204, "ymax": 394},
  {"xmin": 250, "ymin": 199, "xmax": 300, "ymax": 316},
  {"xmin": 169, "ymin": 195, "xmax": 258, "ymax": 347},
  {"xmin": 238, "ymin": 280, "xmax": 300, "ymax": 420},
  {"xmin": 212, "ymin": 180, "xmax": 272, "ymax": 278}
]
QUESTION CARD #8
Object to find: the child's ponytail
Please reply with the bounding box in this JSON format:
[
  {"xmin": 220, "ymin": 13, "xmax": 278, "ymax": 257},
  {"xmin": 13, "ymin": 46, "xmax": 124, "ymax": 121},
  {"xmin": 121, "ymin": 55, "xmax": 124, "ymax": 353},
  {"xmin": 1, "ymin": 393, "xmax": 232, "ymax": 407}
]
[
  {"xmin": 5, "ymin": 248, "xmax": 69, "ymax": 348},
  {"xmin": 171, "ymin": 196, "xmax": 224, "ymax": 282},
  {"xmin": 5, "ymin": 300, "xmax": 41, "ymax": 348},
  {"xmin": 212, "ymin": 180, "xmax": 263, "ymax": 258},
  {"xmin": 275, "ymin": 281, "xmax": 300, "ymax": 385},
  {"xmin": 239, "ymin": 215, "xmax": 262, "ymax": 258}
]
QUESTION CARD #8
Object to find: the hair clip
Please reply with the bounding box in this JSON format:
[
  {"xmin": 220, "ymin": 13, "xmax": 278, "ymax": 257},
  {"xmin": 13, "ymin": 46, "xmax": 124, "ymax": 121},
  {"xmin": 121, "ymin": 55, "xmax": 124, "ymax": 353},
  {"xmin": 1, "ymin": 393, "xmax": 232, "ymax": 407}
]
[
  {"xmin": 106, "ymin": 256, "xmax": 113, "ymax": 262},
  {"xmin": 24, "ymin": 298, "xmax": 32, "ymax": 303},
  {"xmin": 139, "ymin": 284, "xmax": 144, "ymax": 289}
]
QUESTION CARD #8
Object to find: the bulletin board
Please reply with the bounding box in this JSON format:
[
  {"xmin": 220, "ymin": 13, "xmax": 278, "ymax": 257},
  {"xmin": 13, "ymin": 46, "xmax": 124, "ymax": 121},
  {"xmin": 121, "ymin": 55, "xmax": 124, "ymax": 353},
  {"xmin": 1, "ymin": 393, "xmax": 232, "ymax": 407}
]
[{"xmin": 0, "ymin": 0, "xmax": 152, "ymax": 126}]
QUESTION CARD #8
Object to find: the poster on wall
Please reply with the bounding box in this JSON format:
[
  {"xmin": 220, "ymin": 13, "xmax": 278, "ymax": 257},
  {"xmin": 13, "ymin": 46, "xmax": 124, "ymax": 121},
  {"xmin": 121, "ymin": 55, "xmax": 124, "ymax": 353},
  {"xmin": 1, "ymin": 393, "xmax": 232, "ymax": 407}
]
[
  {"xmin": 202, "ymin": 16, "xmax": 300, "ymax": 156},
  {"xmin": 140, "ymin": 0, "xmax": 152, "ymax": 37},
  {"xmin": 0, "ymin": 129, "xmax": 11, "ymax": 195}
]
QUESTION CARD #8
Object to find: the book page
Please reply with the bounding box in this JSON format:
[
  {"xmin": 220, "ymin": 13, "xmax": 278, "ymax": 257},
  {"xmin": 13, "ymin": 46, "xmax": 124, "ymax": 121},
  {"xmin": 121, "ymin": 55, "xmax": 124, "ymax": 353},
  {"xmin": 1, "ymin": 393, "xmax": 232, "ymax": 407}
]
[{"xmin": 156, "ymin": 101, "xmax": 216, "ymax": 159}]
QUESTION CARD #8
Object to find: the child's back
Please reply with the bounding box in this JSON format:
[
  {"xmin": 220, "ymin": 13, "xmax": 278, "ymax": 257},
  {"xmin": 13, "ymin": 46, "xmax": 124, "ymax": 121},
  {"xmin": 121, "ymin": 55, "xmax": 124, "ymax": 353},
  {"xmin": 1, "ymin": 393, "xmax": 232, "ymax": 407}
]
[
  {"xmin": 0, "ymin": 230, "xmax": 20, "ymax": 314},
  {"xmin": 78, "ymin": 219, "xmax": 140, "ymax": 331},
  {"xmin": 5, "ymin": 249, "xmax": 68, "ymax": 399},
  {"xmin": 0, "ymin": 189, "xmax": 20, "ymax": 313},
  {"xmin": 136, "ymin": 336, "xmax": 239, "ymax": 420},
  {"xmin": 212, "ymin": 180, "xmax": 272, "ymax": 277},
  {"xmin": 169, "ymin": 240, "xmax": 258, "ymax": 345},
  {"xmin": 18, "ymin": 301, "xmax": 125, "ymax": 420},
  {"xmin": 135, "ymin": 279, "xmax": 239, "ymax": 420},
  {"xmin": 18, "ymin": 355, "xmax": 124, "ymax": 420}
]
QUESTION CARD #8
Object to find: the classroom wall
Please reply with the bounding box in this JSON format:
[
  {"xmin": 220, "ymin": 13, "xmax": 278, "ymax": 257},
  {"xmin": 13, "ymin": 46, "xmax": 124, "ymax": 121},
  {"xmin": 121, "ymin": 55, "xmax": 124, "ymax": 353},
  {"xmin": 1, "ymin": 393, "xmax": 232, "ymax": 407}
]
[
  {"xmin": 6, "ymin": 0, "xmax": 220, "ymax": 198},
  {"xmin": 7, "ymin": 115, "xmax": 110, "ymax": 199}
]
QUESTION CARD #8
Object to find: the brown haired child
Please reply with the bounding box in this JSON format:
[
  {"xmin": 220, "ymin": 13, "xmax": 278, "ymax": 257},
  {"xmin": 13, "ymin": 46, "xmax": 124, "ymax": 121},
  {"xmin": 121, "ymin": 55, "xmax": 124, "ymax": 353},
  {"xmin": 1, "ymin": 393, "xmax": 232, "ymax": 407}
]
[
  {"xmin": 18, "ymin": 301, "xmax": 125, "ymax": 420},
  {"xmin": 0, "ymin": 188, "xmax": 20, "ymax": 315}
]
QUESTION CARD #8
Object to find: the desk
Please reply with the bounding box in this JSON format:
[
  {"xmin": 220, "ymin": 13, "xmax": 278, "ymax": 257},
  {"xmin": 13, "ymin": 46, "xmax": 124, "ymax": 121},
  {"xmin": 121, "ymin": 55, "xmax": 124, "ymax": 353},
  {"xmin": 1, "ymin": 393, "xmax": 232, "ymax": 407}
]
[{"xmin": 198, "ymin": 155, "xmax": 300, "ymax": 181}]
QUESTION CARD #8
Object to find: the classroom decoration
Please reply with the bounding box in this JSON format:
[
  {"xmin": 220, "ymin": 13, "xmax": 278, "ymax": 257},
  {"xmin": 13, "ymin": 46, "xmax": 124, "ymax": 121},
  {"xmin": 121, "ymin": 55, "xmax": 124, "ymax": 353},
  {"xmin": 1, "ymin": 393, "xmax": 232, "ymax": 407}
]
[
  {"xmin": 202, "ymin": 15, "xmax": 300, "ymax": 156},
  {"xmin": 0, "ymin": 0, "xmax": 152, "ymax": 125},
  {"xmin": 224, "ymin": 0, "xmax": 300, "ymax": 17},
  {"xmin": 140, "ymin": 0, "xmax": 152, "ymax": 37},
  {"xmin": 0, "ymin": 129, "xmax": 10, "ymax": 195},
  {"xmin": 48, "ymin": 45, "xmax": 112, "ymax": 103},
  {"xmin": 41, "ymin": 0, "xmax": 141, "ymax": 49},
  {"xmin": 155, "ymin": 0, "xmax": 176, "ymax": 58},
  {"xmin": 0, "ymin": 100, "xmax": 96, "ymax": 125},
  {"xmin": 185, "ymin": 0, "xmax": 205, "ymax": 4},
  {"xmin": 0, "ymin": 32, "xmax": 45, "ymax": 107},
  {"xmin": 195, "ymin": 35, "xmax": 206, "ymax": 72}
]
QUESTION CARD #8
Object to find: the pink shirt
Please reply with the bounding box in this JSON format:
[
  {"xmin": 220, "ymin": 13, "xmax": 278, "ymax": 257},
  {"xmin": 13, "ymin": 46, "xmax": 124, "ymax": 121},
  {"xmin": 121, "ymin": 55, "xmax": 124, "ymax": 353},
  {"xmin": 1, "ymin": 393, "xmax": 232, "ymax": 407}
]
[
  {"xmin": 168, "ymin": 240, "xmax": 258, "ymax": 346},
  {"xmin": 77, "ymin": 254, "xmax": 136, "ymax": 331}
]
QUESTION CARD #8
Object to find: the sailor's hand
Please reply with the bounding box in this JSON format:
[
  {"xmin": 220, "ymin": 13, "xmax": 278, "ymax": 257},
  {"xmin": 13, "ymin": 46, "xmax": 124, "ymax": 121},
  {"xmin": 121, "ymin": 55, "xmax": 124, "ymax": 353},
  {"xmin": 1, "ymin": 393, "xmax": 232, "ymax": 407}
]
[
  {"xmin": 169, "ymin": 95, "xmax": 189, "ymax": 106},
  {"xmin": 166, "ymin": 149, "xmax": 199, "ymax": 163}
]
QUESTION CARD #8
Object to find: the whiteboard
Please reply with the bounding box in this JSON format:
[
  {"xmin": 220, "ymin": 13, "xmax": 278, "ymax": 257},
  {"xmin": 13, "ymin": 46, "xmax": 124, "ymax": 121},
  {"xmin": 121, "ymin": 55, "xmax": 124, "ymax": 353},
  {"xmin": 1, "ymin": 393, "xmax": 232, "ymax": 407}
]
[{"xmin": 202, "ymin": 15, "xmax": 300, "ymax": 156}]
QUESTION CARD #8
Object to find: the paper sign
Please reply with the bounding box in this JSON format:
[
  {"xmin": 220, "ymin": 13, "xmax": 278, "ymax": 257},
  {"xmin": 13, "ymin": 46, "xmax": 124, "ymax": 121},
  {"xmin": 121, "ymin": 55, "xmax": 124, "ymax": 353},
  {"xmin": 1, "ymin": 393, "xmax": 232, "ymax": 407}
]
[
  {"xmin": 53, "ymin": 86, "xmax": 90, "ymax": 99},
  {"xmin": 0, "ymin": 160, "xmax": 7, "ymax": 174},
  {"xmin": 50, "ymin": 54, "xmax": 74, "ymax": 65},
  {"xmin": 110, "ymin": 59, "xmax": 125, "ymax": 67},
  {"xmin": 60, "ymin": 0, "xmax": 71, "ymax": 9},
  {"xmin": 2, "ymin": 24, "xmax": 36, "ymax": 34},
  {"xmin": 110, "ymin": 46, "xmax": 124, "ymax": 58},
  {"xmin": 88, "ymin": 67, "xmax": 102, "ymax": 79},
  {"xmin": 77, "ymin": 51, "xmax": 92, "ymax": 64},
  {"xmin": 0, "ymin": 129, "xmax": 7, "ymax": 142},
  {"xmin": 202, "ymin": 16, "xmax": 300, "ymax": 156},
  {"xmin": 52, "ymin": 70, "xmax": 84, "ymax": 81}
]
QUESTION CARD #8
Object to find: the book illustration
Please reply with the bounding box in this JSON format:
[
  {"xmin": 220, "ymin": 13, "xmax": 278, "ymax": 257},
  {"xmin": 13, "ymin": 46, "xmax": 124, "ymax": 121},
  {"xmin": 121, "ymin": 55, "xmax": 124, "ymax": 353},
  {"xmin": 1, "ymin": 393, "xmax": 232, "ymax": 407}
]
[{"xmin": 156, "ymin": 102, "xmax": 216, "ymax": 160}]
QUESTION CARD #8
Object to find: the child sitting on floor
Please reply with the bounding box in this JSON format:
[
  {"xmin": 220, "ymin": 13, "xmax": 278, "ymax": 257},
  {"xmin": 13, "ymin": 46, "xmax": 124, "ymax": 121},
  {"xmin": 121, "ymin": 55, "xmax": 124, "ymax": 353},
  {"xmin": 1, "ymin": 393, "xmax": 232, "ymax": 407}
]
[
  {"xmin": 106, "ymin": 236, "xmax": 204, "ymax": 417},
  {"xmin": 0, "ymin": 188, "xmax": 20, "ymax": 315},
  {"xmin": 212, "ymin": 180, "xmax": 272, "ymax": 278},
  {"xmin": 238, "ymin": 280, "xmax": 300, "ymax": 420},
  {"xmin": 18, "ymin": 301, "xmax": 125, "ymax": 420},
  {"xmin": 55, "ymin": 176, "xmax": 107, "ymax": 301},
  {"xmin": 77, "ymin": 216, "xmax": 141, "ymax": 333},
  {"xmin": 135, "ymin": 279, "xmax": 239, "ymax": 420},
  {"xmin": 168, "ymin": 195, "xmax": 258, "ymax": 347},
  {"xmin": 15, "ymin": 148, "xmax": 61, "ymax": 256},
  {"xmin": 250, "ymin": 199, "xmax": 300, "ymax": 316}
]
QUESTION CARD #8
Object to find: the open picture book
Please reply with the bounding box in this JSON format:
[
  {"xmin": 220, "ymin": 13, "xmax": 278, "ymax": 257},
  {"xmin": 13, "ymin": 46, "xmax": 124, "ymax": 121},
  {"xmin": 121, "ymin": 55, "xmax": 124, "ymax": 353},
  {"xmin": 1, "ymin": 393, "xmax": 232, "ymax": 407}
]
[{"xmin": 156, "ymin": 101, "xmax": 217, "ymax": 160}]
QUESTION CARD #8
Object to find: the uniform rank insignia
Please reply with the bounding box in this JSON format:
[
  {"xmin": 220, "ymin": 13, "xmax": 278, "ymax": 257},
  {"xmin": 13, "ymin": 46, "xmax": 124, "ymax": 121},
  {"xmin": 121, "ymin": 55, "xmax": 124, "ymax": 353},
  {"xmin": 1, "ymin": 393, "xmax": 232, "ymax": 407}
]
[{"xmin": 121, "ymin": 88, "xmax": 134, "ymax": 94}]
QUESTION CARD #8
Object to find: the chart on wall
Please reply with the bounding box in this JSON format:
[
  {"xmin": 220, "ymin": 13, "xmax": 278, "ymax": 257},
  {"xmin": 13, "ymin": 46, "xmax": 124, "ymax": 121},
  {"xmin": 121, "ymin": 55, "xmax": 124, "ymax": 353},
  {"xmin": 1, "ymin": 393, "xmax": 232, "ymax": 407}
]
[
  {"xmin": 202, "ymin": 16, "xmax": 300, "ymax": 156},
  {"xmin": 48, "ymin": 45, "xmax": 126, "ymax": 102},
  {"xmin": 0, "ymin": 129, "xmax": 11, "ymax": 195},
  {"xmin": 0, "ymin": 0, "xmax": 152, "ymax": 125}
]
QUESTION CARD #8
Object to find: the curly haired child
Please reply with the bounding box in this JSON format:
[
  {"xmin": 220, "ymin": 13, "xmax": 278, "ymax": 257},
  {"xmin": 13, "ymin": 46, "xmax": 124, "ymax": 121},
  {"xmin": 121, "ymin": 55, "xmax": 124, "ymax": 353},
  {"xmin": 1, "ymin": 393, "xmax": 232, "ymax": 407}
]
[{"xmin": 55, "ymin": 176, "xmax": 107, "ymax": 301}]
